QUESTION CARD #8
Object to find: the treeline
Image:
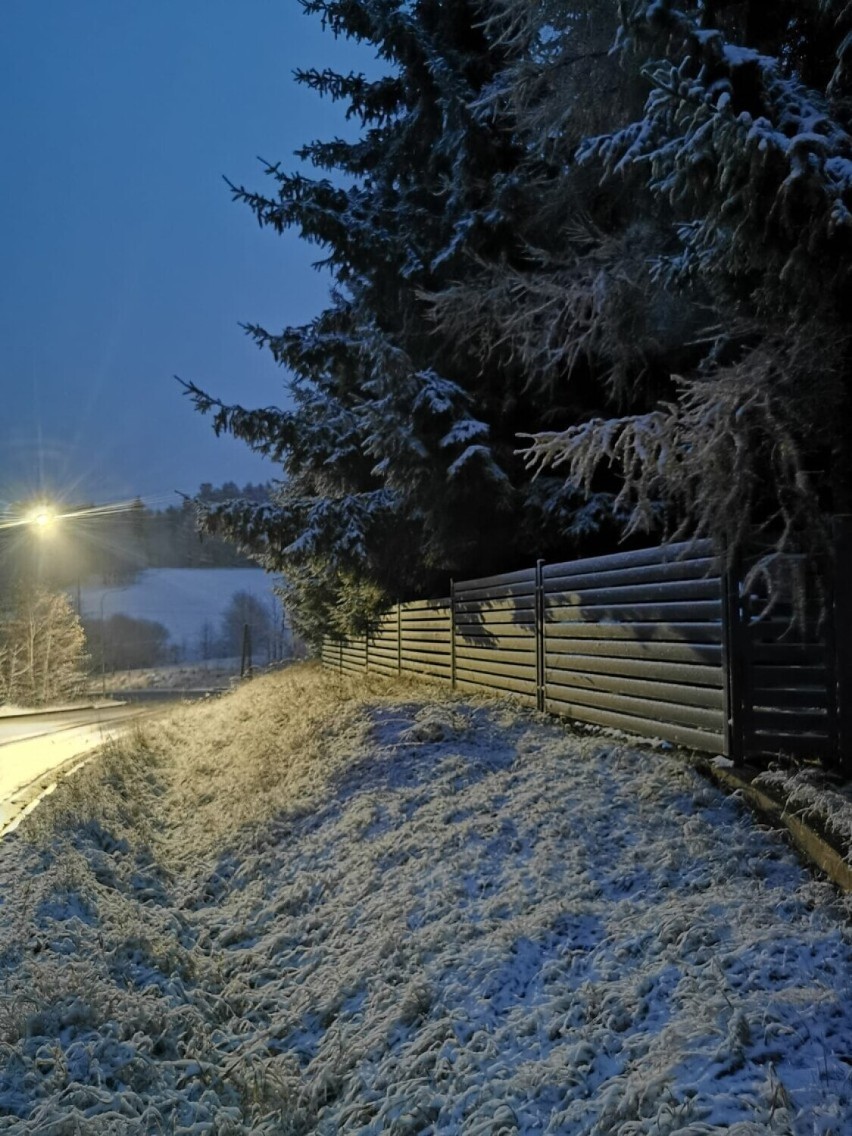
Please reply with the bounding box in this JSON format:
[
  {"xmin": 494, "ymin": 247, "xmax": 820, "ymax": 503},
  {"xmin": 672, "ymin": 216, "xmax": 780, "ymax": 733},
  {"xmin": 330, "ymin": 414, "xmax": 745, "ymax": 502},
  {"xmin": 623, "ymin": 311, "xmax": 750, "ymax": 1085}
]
[
  {"xmin": 83, "ymin": 590, "xmax": 287, "ymax": 672},
  {"xmin": 183, "ymin": 1, "xmax": 852, "ymax": 645},
  {"xmin": 111, "ymin": 482, "xmax": 270, "ymax": 577}
]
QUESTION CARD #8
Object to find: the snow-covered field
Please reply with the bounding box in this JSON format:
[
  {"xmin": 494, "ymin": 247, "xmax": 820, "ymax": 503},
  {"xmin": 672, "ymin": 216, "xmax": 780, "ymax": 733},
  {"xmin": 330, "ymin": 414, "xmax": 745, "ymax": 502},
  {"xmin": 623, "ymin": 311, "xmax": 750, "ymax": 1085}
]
[
  {"xmin": 1, "ymin": 665, "xmax": 851, "ymax": 1134},
  {"xmin": 76, "ymin": 568, "xmax": 282, "ymax": 660}
]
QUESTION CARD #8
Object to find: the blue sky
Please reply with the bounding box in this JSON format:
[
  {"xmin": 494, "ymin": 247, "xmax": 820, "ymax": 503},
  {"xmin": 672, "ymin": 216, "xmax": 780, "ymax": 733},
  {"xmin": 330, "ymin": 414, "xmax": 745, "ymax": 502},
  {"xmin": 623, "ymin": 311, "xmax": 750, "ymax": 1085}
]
[{"xmin": 0, "ymin": 1, "xmax": 371, "ymax": 511}]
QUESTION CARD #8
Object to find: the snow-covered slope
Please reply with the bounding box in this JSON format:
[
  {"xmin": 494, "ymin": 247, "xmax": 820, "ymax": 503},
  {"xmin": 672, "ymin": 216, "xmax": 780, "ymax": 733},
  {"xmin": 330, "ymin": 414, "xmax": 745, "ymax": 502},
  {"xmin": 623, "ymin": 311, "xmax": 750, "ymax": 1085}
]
[{"xmin": 1, "ymin": 666, "xmax": 850, "ymax": 1133}]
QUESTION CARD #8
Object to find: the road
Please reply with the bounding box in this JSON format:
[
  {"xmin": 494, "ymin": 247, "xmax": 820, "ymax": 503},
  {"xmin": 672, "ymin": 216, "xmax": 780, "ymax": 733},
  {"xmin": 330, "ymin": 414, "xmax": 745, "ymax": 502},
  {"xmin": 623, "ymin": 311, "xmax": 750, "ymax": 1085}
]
[{"xmin": 0, "ymin": 700, "xmax": 172, "ymax": 837}]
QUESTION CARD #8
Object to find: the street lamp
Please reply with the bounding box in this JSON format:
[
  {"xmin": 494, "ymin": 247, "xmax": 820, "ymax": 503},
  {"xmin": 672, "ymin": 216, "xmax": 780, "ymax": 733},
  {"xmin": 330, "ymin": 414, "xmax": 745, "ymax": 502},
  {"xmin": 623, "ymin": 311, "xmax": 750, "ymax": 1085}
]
[{"xmin": 27, "ymin": 505, "xmax": 56, "ymax": 532}]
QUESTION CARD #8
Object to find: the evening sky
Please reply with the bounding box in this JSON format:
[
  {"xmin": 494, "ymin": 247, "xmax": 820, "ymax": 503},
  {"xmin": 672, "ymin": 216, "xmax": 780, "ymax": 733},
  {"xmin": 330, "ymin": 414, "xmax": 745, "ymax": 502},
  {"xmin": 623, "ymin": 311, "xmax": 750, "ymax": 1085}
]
[{"xmin": 1, "ymin": 0, "xmax": 370, "ymax": 512}]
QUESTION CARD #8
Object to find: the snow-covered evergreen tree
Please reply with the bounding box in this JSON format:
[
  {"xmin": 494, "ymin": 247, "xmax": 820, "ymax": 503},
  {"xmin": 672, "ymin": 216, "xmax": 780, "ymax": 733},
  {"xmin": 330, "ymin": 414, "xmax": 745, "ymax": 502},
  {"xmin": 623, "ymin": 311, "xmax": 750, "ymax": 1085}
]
[
  {"xmin": 478, "ymin": 0, "xmax": 852, "ymax": 587},
  {"xmin": 184, "ymin": 0, "xmax": 622, "ymax": 644},
  {"xmin": 188, "ymin": 0, "xmax": 852, "ymax": 637}
]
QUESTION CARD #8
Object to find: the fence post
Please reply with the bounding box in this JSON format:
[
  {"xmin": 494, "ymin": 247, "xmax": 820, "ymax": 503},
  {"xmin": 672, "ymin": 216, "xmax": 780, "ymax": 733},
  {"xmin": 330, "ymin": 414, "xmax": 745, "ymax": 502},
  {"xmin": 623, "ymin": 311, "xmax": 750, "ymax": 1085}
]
[
  {"xmin": 450, "ymin": 580, "xmax": 457, "ymax": 690},
  {"xmin": 397, "ymin": 602, "xmax": 402, "ymax": 675},
  {"xmin": 832, "ymin": 515, "xmax": 852, "ymax": 774},
  {"xmin": 535, "ymin": 559, "xmax": 545, "ymax": 713},
  {"xmin": 722, "ymin": 547, "xmax": 745, "ymax": 762},
  {"xmin": 339, "ymin": 638, "xmax": 343, "ymax": 674}
]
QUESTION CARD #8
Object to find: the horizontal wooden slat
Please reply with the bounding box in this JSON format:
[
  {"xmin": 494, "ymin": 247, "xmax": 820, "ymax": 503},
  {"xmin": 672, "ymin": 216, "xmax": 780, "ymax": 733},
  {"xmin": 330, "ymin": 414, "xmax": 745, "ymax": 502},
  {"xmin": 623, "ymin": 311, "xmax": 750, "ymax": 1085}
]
[
  {"xmin": 400, "ymin": 645, "xmax": 449, "ymax": 659},
  {"xmin": 543, "ymin": 635, "xmax": 723, "ymax": 665},
  {"xmin": 457, "ymin": 567, "xmax": 538, "ymax": 591},
  {"xmin": 543, "ymin": 540, "xmax": 713, "ymax": 581},
  {"xmin": 400, "ymin": 598, "xmax": 450, "ymax": 612},
  {"xmin": 750, "ymin": 708, "xmax": 830, "ymax": 731},
  {"xmin": 545, "ymin": 668, "xmax": 724, "ymax": 710},
  {"xmin": 454, "ymin": 675, "xmax": 538, "ymax": 702},
  {"xmin": 398, "ymin": 624, "xmax": 451, "ymax": 638},
  {"xmin": 400, "ymin": 612, "xmax": 450, "ymax": 624},
  {"xmin": 454, "ymin": 596, "xmax": 537, "ymax": 615},
  {"xmin": 456, "ymin": 645, "xmax": 537, "ymax": 666},
  {"xmin": 545, "ymin": 651, "xmax": 723, "ymax": 688},
  {"xmin": 544, "ymin": 620, "xmax": 723, "ymax": 644},
  {"xmin": 541, "ymin": 684, "xmax": 724, "ymax": 732},
  {"xmin": 399, "ymin": 652, "xmax": 450, "ymax": 670},
  {"xmin": 367, "ymin": 641, "xmax": 397, "ymax": 653},
  {"xmin": 544, "ymin": 697, "xmax": 724, "ymax": 752},
  {"xmin": 456, "ymin": 658, "xmax": 537, "ymax": 683},
  {"xmin": 455, "ymin": 633, "xmax": 537, "ymax": 654},
  {"xmin": 400, "ymin": 658, "xmax": 451, "ymax": 679},
  {"xmin": 545, "ymin": 600, "xmax": 722, "ymax": 624},
  {"xmin": 454, "ymin": 611, "xmax": 537, "ymax": 629},
  {"xmin": 544, "ymin": 578, "xmax": 721, "ymax": 607},
  {"xmin": 750, "ymin": 688, "xmax": 830, "ymax": 709},
  {"xmin": 397, "ymin": 628, "xmax": 449, "ymax": 644},
  {"xmin": 544, "ymin": 556, "xmax": 720, "ymax": 593},
  {"xmin": 454, "ymin": 578, "xmax": 537, "ymax": 604},
  {"xmin": 369, "ymin": 663, "xmax": 398, "ymax": 677}
]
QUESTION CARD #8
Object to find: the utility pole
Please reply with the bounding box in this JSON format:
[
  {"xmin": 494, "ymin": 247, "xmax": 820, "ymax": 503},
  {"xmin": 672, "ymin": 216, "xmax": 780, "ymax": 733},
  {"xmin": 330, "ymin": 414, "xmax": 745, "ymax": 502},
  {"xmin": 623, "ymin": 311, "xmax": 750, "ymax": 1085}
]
[{"xmin": 240, "ymin": 622, "xmax": 253, "ymax": 679}]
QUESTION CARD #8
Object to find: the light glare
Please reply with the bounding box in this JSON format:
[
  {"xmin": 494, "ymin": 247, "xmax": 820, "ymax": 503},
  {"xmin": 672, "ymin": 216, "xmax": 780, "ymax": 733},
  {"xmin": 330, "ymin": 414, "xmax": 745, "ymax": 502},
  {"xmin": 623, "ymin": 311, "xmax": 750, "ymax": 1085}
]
[{"xmin": 27, "ymin": 505, "xmax": 55, "ymax": 531}]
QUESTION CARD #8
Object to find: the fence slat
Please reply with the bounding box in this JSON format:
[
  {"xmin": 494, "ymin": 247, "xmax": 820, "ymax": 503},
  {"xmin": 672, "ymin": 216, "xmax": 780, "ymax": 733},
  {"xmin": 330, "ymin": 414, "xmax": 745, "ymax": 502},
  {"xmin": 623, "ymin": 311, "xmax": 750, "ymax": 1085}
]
[
  {"xmin": 544, "ymin": 599, "xmax": 722, "ymax": 623},
  {"xmin": 545, "ymin": 578, "xmax": 721, "ymax": 607},
  {"xmin": 454, "ymin": 596, "xmax": 537, "ymax": 615},
  {"xmin": 544, "ymin": 620, "xmax": 723, "ymax": 644},
  {"xmin": 542, "ymin": 636, "xmax": 723, "ymax": 665},
  {"xmin": 543, "ymin": 540, "xmax": 713, "ymax": 581},
  {"xmin": 455, "ymin": 675, "xmax": 538, "ymax": 703},
  {"xmin": 456, "ymin": 617, "xmax": 536, "ymax": 636},
  {"xmin": 544, "ymin": 651, "xmax": 724, "ymax": 688},
  {"xmin": 456, "ymin": 644, "xmax": 537, "ymax": 666},
  {"xmin": 456, "ymin": 659, "xmax": 537, "ymax": 683},
  {"xmin": 454, "ymin": 578, "xmax": 538, "ymax": 603},
  {"xmin": 543, "ymin": 696, "xmax": 724, "ymax": 752},
  {"xmin": 544, "ymin": 668, "xmax": 724, "ymax": 710},
  {"xmin": 541, "ymin": 683, "xmax": 724, "ymax": 732},
  {"xmin": 457, "ymin": 567, "xmax": 539, "ymax": 590},
  {"xmin": 543, "ymin": 556, "xmax": 720, "ymax": 592}
]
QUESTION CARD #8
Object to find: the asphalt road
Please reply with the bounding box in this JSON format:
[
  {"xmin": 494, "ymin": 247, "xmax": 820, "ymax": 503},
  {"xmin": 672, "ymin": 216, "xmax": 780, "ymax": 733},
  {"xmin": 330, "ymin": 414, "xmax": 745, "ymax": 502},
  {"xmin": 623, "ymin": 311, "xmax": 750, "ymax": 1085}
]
[{"xmin": 0, "ymin": 700, "xmax": 170, "ymax": 837}]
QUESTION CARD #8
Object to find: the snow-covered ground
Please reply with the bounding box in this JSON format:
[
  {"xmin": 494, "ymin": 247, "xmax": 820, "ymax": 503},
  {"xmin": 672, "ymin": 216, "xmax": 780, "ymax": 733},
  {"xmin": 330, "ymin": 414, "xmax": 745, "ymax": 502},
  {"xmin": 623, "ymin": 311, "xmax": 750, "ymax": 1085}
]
[
  {"xmin": 96, "ymin": 658, "xmax": 243, "ymax": 692},
  {"xmin": 76, "ymin": 567, "xmax": 283, "ymax": 660},
  {"xmin": 1, "ymin": 665, "xmax": 851, "ymax": 1134}
]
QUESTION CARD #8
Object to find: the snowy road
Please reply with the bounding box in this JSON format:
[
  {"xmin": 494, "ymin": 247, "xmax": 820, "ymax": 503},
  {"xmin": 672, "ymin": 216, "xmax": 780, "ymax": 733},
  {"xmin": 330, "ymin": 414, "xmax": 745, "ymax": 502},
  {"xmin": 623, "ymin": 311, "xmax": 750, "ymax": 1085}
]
[{"xmin": 0, "ymin": 704, "xmax": 160, "ymax": 836}]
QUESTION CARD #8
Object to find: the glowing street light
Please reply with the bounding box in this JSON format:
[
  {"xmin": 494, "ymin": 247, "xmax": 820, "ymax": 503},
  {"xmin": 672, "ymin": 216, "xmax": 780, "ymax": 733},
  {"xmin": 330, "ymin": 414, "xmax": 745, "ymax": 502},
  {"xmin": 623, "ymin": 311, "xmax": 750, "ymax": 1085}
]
[{"xmin": 27, "ymin": 505, "xmax": 56, "ymax": 532}]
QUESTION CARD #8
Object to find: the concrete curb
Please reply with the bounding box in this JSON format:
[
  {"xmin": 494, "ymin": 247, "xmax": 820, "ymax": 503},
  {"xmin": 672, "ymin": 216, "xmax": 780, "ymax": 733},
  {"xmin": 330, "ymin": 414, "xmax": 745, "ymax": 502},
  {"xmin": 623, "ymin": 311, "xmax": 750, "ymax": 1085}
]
[{"xmin": 698, "ymin": 760, "xmax": 852, "ymax": 894}]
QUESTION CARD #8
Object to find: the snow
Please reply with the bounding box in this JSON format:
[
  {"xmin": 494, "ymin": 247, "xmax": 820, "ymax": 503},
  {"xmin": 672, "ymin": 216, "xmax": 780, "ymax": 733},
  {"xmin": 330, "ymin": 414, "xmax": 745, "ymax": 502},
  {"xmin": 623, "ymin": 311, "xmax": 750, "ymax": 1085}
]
[
  {"xmin": 1, "ymin": 666, "xmax": 851, "ymax": 1133},
  {"xmin": 76, "ymin": 568, "xmax": 281, "ymax": 660}
]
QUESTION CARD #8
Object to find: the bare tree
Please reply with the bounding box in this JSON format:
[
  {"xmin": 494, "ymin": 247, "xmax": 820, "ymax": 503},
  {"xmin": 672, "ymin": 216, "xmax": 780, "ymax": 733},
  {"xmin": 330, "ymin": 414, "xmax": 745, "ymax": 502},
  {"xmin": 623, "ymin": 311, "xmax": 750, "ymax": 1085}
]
[{"xmin": 0, "ymin": 589, "xmax": 89, "ymax": 706}]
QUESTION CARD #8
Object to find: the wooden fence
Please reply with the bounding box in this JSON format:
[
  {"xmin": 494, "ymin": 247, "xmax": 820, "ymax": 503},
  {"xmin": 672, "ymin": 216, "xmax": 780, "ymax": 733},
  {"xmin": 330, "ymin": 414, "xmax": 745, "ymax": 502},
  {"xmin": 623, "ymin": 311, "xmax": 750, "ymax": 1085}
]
[{"xmin": 323, "ymin": 522, "xmax": 852, "ymax": 771}]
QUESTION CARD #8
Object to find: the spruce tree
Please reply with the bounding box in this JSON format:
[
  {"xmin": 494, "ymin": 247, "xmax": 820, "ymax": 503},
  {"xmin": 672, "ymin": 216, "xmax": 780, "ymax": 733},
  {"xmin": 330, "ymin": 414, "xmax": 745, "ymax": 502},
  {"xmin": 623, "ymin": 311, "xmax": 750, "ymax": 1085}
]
[{"xmin": 184, "ymin": 0, "xmax": 618, "ymax": 645}]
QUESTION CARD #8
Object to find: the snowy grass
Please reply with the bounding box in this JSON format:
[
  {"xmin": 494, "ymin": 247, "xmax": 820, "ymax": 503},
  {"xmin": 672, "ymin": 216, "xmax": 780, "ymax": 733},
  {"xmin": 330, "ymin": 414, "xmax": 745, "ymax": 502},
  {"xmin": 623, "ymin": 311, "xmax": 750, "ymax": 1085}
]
[
  {"xmin": 1, "ymin": 664, "xmax": 851, "ymax": 1133},
  {"xmin": 755, "ymin": 765, "xmax": 852, "ymax": 865}
]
